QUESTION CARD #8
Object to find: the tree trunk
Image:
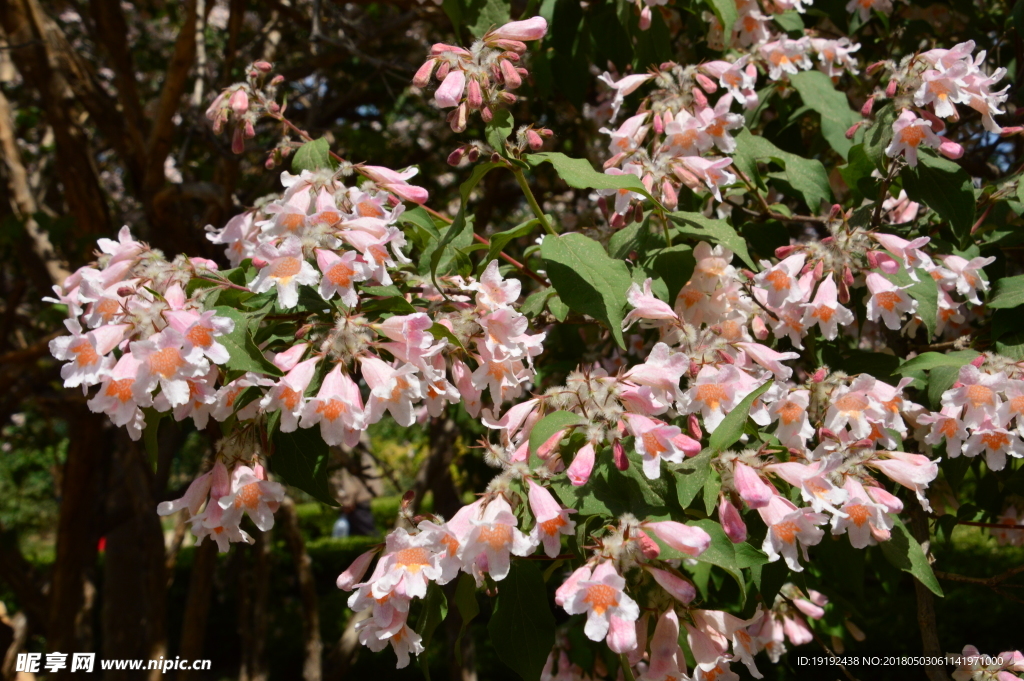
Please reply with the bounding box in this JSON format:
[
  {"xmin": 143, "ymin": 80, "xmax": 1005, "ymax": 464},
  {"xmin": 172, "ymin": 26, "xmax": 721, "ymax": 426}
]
[
  {"xmin": 46, "ymin": 407, "xmax": 106, "ymax": 681},
  {"xmin": 280, "ymin": 497, "xmax": 322, "ymax": 681},
  {"xmin": 910, "ymin": 502, "xmax": 950, "ymax": 681},
  {"xmin": 176, "ymin": 540, "xmax": 217, "ymax": 681}
]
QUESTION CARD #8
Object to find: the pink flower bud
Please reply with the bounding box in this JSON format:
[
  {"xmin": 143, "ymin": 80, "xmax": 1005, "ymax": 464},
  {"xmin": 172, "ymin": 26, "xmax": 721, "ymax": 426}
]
[
  {"xmin": 449, "ymin": 102, "xmax": 469, "ymax": 133},
  {"xmin": 695, "ymin": 73, "xmax": 718, "ymax": 93},
  {"xmin": 492, "ymin": 38, "xmax": 529, "ymax": 53},
  {"xmin": 775, "ymin": 244, "xmax": 797, "ymax": 259},
  {"xmin": 843, "ymin": 266, "xmax": 854, "ymax": 286},
  {"xmin": 1000, "ymin": 126, "xmax": 1024, "ymax": 136},
  {"xmin": 271, "ymin": 74, "xmax": 284, "ymax": 86},
  {"xmin": 467, "ymin": 79, "xmax": 483, "ymax": 109},
  {"xmin": 252, "ymin": 257, "xmax": 269, "ymax": 269},
  {"xmin": 634, "ymin": 202, "xmax": 644, "ymax": 225},
  {"xmin": 481, "ymin": 106, "xmax": 493, "ymax": 122},
  {"xmin": 918, "ymin": 108, "xmax": 945, "ymax": 132},
  {"xmin": 498, "ymin": 91, "xmax": 518, "ymax": 104},
  {"xmin": 645, "ymin": 566, "xmax": 696, "ymax": 604},
  {"xmin": 970, "ymin": 355, "xmax": 986, "ymax": 368},
  {"xmin": 691, "ymin": 87, "xmax": 708, "ymax": 109},
  {"xmin": 661, "ymin": 180, "xmax": 678, "ymax": 210},
  {"xmin": 752, "ymin": 315, "xmax": 769, "ymax": 340},
  {"xmin": 244, "ymin": 120, "xmax": 255, "ymax": 139},
  {"xmin": 265, "ymin": 156, "xmax": 276, "ymax": 170},
  {"xmin": 229, "ymin": 88, "xmax": 249, "ymax": 116},
  {"xmin": 500, "ymin": 59, "xmax": 522, "ymax": 89},
  {"xmin": 688, "ymin": 414, "xmax": 703, "ymax": 440},
  {"xmin": 734, "ymin": 463, "xmax": 773, "ymax": 509},
  {"xmin": 537, "ymin": 429, "xmax": 566, "ymax": 459},
  {"xmin": 819, "ymin": 427, "xmax": 838, "ymax": 440},
  {"xmin": 635, "ymin": 529, "xmax": 660, "ymax": 559},
  {"xmin": 643, "ymin": 520, "xmax": 711, "ymax": 557},
  {"xmin": 412, "ymin": 59, "xmax": 437, "ymax": 88},
  {"xmin": 467, "ymin": 146, "xmax": 480, "ymax": 162},
  {"xmin": 866, "ymin": 60, "xmax": 886, "ymax": 75},
  {"xmin": 885, "ymin": 79, "xmax": 898, "ymax": 98},
  {"xmin": 845, "ymin": 121, "xmax": 863, "ymax": 139},
  {"xmin": 231, "ymin": 127, "xmax": 245, "ymax": 154},
  {"xmin": 253, "ymin": 61, "xmax": 273, "ymax": 73},
  {"xmin": 613, "ymin": 440, "xmax": 629, "ymax": 471},
  {"xmin": 866, "ymin": 250, "xmax": 881, "ymax": 268},
  {"xmin": 489, "ymin": 16, "xmax": 548, "ymax": 42},
  {"xmin": 527, "ymin": 129, "xmax": 544, "ymax": 150},
  {"xmin": 653, "ymin": 112, "xmax": 664, "ymax": 135},
  {"xmin": 719, "ymin": 497, "xmax": 747, "ymax": 543},
  {"xmin": 639, "ymin": 5, "xmax": 652, "ymax": 30},
  {"xmin": 435, "ymin": 70, "xmax": 467, "ymax": 108},
  {"xmin": 610, "ymin": 212, "xmax": 626, "ymax": 229},
  {"xmin": 837, "ymin": 278, "xmax": 850, "ymax": 304},
  {"xmin": 436, "ymin": 61, "xmax": 451, "ymax": 80},
  {"xmin": 336, "ymin": 548, "xmax": 377, "ymax": 591},
  {"xmin": 860, "ymin": 96, "xmax": 875, "ymax": 117},
  {"xmin": 567, "ymin": 443, "xmax": 595, "ymax": 486},
  {"xmin": 116, "ymin": 286, "xmax": 134, "ymax": 297},
  {"xmin": 810, "ymin": 367, "xmax": 828, "ymax": 383},
  {"xmin": 939, "ymin": 139, "xmax": 964, "ymax": 160},
  {"xmin": 821, "ymin": 236, "xmax": 835, "ymax": 245},
  {"xmin": 447, "ymin": 147, "xmax": 465, "ymax": 166},
  {"xmin": 812, "ymin": 259, "xmax": 824, "ymax": 281}
]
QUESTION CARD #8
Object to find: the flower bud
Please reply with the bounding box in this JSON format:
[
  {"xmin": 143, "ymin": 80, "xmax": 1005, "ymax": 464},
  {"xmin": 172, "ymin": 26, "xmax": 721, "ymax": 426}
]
[
  {"xmin": 271, "ymin": 74, "xmax": 284, "ymax": 86},
  {"xmin": 117, "ymin": 286, "xmax": 134, "ymax": 297},
  {"xmin": 810, "ymin": 366, "xmax": 828, "ymax": 382},
  {"xmin": 231, "ymin": 127, "xmax": 245, "ymax": 154},
  {"xmin": 691, "ymin": 86, "xmax": 708, "ymax": 109},
  {"xmin": 526, "ymin": 128, "xmax": 544, "ymax": 150},
  {"xmin": 253, "ymin": 61, "xmax": 273, "ymax": 73},
  {"xmin": 860, "ymin": 95, "xmax": 875, "ymax": 117},
  {"xmin": 635, "ymin": 529, "xmax": 660, "ymax": 559},
  {"xmin": 610, "ymin": 212, "xmax": 626, "ymax": 229},
  {"xmin": 498, "ymin": 91, "xmax": 518, "ymax": 104},
  {"xmin": 639, "ymin": 5, "xmax": 652, "ymax": 30},
  {"xmin": 613, "ymin": 441, "xmax": 629, "ymax": 471},
  {"xmin": 336, "ymin": 548, "xmax": 377, "ymax": 591},
  {"xmin": 447, "ymin": 146, "xmax": 465, "ymax": 166},
  {"xmin": 938, "ymin": 139, "xmax": 964, "ymax": 160},
  {"xmin": 412, "ymin": 59, "xmax": 437, "ymax": 88},
  {"xmin": 661, "ymin": 180, "xmax": 678, "ymax": 210},
  {"xmin": 449, "ymin": 102, "xmax": 469, "ymax": 132},
  {"xmin": 244, "ymin": 120, "xmax": 255, "ymax": 139},
  {"xmin": 229, "ymin": 88, "xmax": 249, "ymax": 116},
  {"xmin": 488, "ymin": 16, "xmax": 548, "ymax": 42},
  {"xmin": 733, "ymin": 462, "xmax": 773, "ymax": 509},
  {"xmin": 885, "ymin": 79, "xmax": 898, "ymax": 98},
  {"xmin": 752, "ymin": 315, "xmax": 769, "ymax": 340},
  {"xmin": 688, "ymin": 414, "xmax": 702, "ymax": 440},
  {"xmin": 845, "ymin": 121, "xmax": 863, "ymax": 139},
  {"xmin": 567, "ymin": 443, "xmax": 595, "ymax": 486},
  {"xmin": 466, "ymin": 146, "xmax": 480, "ymax": 162},
  {"xmin": 252, "ymin": 257, "xmax": 269, "ymax": 269},
  {"xmin": 436, "ymin": 70, "xmax": 467, "ymax": 108},
  {"xmin": 634, "ymin": 202, "xmax": 644, "ymax": 225},
  {"xmin": 643, "ymin": 520, "xmax": 711, "ymax": 557},
  {"xmin": 866, "ymin": 60, "xmax": 886, "ymax": 75},
  {"xmin": 500, "ymin": 60, "xmax": 523, "ymax": 89},
  {"xmin": 436, "ymin": 61, "xmax": 451, "ymax": 80},
  {"xmin": 695, "ymin": 73, "xmax": 718, "ymax": 93},
  {"xmin": 775, "ymin": 244, "xmax": 797, "ymax": 259},
  {"xmin": 1000, "ymin": 126, "xmax": 1024, "ymax": 136},
  {"xmin": 646, "ymin": 566, "xmax": 696, "ymax": 604},
  {"xmin": 719, "ymin": 497, "xmax": 747, "ymax": 543},
  {"xmin": 467, "ymin": 78, "xmax": 483, "ymax": 109},
  {"xmin": 970, "ymin": 355, "xmax": 986, "ymax": 368},
  {"xmin": 481, "ymin": 106, "xmax": 493, "ymax": 122}
]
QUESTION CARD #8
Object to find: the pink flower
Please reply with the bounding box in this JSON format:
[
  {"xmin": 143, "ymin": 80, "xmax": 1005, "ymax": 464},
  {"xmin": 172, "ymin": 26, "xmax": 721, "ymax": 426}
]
[
  {"xmin": 718, "ymin": 497, "xmax": 747, "ymax": 543},
  {"xmin": 216, "ymin": 464, "xmax": 286, "ymax": 533},
  {"xmin": 696, "ymin": 95, "xmax": 745, "ymax": 153},
  {"xmin": 736, "ymin": 342, "xmax": 800, "ymax": 380},
  {"xmin": 866, "ymin": 451, "xmax": 938, "ymax": 511},
  {"xmin": 733, "ymin": 462, "xmax": 774, "ymax": 509},
  {"xmin": 87, "ymin": 352, "xmax": 148, "ymax": 439},
  {"xmin": 914, "ymin": 63, "xmax": 970, "ymax": 118},
  {"xmin": 885, "ymin": 109, "xmax": 943, "ymax": 167},
  {"xmin": 918, "ymin": 407, "xmax": 969, "ymax": 457},
  {"xmin": 261, "ymin": 351, "xmax": 319, "ymax": 423},
  {"xmin": 623, "ymin": 279, "xmax": 678, "ymax": 329},
  {"xmin": 358, "ymin": 165, "xmax": 429, "ymax": 205},
  {"xmin": 300, "ymin": 364, "xmax": 366, "ymax": 446},
  {"xmin": 337, "ymin": 548, "xmax": 378, "ymax": 591},
  {"xmin": 49, "ymin": 318, "xmax": 127, "ymax": 390},
  {"xmin": 434, "ymin": 69, "xmax": 466, "ymax": 108},
  {"xmin": 678, "ymin": 365, "xmax": 745, "ymax": 432},
  {"xmin": 767, "ymin": 459, "xmax": 848, "ymax": 516},
  {"xmin": 560, "ymin": 562, "xmax": 640, "ymax": 650},
  {"xmin": 459, "ymin": 497, "xmax": 536, "ymax": 582},
  {"xmin": 664, "ymin": 110, "xmax": 714, "ymax": 156},
  {"xmin": 641, "ymin": 610, "xmax": 688, "ymax": 680},
  {"xmin": 469, "ymin": 260, "xmax": 522, "ymax": 310},
  {"xmin": 937, "ymin": 254, "xmax": 995, "ymax": 305},
  {"xmin": 831, "ymin": 478, "xmax": 894, "ymax": 548},
  {"xmin": 757, "ymin": 495, "xmax": 827, "ymax": 571},
  {"xmin": 315, "ymin": 249, "xmax": 369, "ymax": 307},
  {"xmin": 754, "ymin": 254, "xmax": 806, "ymax": 309},
  {"xmin": 371, "ymin": 527, "xmax": 447, "ymax": 599},
  {"xmin": 645, "ymin": 566, "xmax": 697, "ymax": 604},
  {"xmin": 624, "ymin": 342, "xmax": 689, "ymax": 410},
  {"xmin": 824, "ymin": 381, "xmax": 884, "ymax": 439},
  {"xmin": 769, "ymin": 390, "xmax": 814, "ymax": 450},
  {"xmin": 941, "ymin": 365, "xmax": 1009, "ymax": 429},
  {"xmin": 624, "ymin": 414, "xmax": 700, "ymax": 479},
  {"xmin": 643, "ymin": 520, "xmax": 711, "ymax": 557},
  {"xmin": 487, "ymin": 16, "xmax": 548, "ymax": 42},
  {"xmin": 801, "ymin": 274, "xmax": 854, "ymax": 340},
  {"xmin": 962, "ymin": 418, "xmax": 1024, "ymax": 471},
  {"xmin": 597, "ymin": 72, "xmax": 654, "ymax": 119},
  {"xmin": 157, "ymin": 468, "xmax": 215, "ymax": 517},
  {"xmin": 678, "ymin": 156, "xmax": 735, "ymax": 202},
  {"xmin": 526, "ymin": 479, "xmax": 576, "ymax": 558},
  {"xmin": 249, "ymin": 238, "xmax": 320, "ymax": 308},
  {"xmin": 567, "ymin": 443, "xmax": 596, "ymax": 486},
  {"xmin": 361, "ymin": 357, "xmax": 424, "ymax": 427},
  {"xmin": 131, "ymin": 329, "xmax": 210, "ymax": 408}
]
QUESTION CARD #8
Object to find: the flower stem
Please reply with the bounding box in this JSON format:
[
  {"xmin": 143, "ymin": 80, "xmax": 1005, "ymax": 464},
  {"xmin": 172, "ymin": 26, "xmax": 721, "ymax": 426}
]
[
  {"xmin": 512, "ymin": 168, "xmax": 557, "ymax": 236},
  {"xmin": 619, "ymin": 654, "xmax": 637, "ymax": 681}
]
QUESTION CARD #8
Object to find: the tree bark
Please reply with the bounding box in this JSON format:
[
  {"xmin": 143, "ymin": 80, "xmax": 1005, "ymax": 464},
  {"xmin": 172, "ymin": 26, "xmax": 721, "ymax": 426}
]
[
  {"xmin": 46, "ymin": 407, "xmax": 106, "ymax": 681},
  {"xmin": 910, "ymin": 502, "xmax": 951, "ymax": 681},
  {"xmin": 280, "ymin": 497, "xmax": 323, "ymax": 681},
  {"xmin": 176, "ymin": 540, "xmax": 217, "ymax": 681}
]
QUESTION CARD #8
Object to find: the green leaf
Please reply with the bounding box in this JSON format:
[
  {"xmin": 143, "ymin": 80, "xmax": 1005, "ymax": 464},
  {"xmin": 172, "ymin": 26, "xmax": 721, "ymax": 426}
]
[
  {"xmin": 902, "ymin": 153, "xmax": 975, "ymax": 248},
  {"xmin": 142, "ymin": 408, "xmax": 164, "ymax": 459},
  {"xmin": 464, "ymin": 0, "xmax": 511, "ymax": 38},
  {"xmin": 878, "ymin": 515, "xmax": 944, "ymax": 597},
  {"xmin": 989, "ymin": 274, "xmax": 1024, "ymax": 309},
  {"xmin": 704, "ymin": 0, "xmax": 738, "ymax": 45},
  {"xmin": 522, "ymin": 288, "xmax": 554, "ymax": 317},
  {"xmin": 839, "ymin": 144, "xmax": 880, "ymax": 204},
  {"xmin": 773, "ymin": 10, "xmax": 804, "ymax": 32},
  {"xmin": 541, "ymin": 232, "xmax": 633, "ymax": 348},
  {"xmin": 430, "ymin": 163, "xmax": 504, "ymax": 281},
  {"xmin": 526, "ymin": 152, "xmax": 660, "ymax": 205},
  {"xmin": 213, "ymin": 306, "xmax": 283, "ymax": 377},
  {"xmin": 547, "ymin": 294, "xmax": 570, "ymax": 322},
  {"xmin": 488, "ymin": 560, "xmax": 556, "ymax": 681},
  {"xmin": 481, "ymin": 217, "xmax": 544, "ymax": 272},
  {"xmin": 399, "ymin": 206, "xmax": 441, "ymax": 241},
  {"xmin": 673, "ymin": 449, "xmax": 712, "ymax": 509},
  {"xmin": 703, "ymin": 467, "xmax": 722, "ymax": 516},
  {"xmin": 650, "ymin": 245, "xmax": 696, "ymax": 304},
  {"xmin": 864, "ymin": 103, "xmax": 897, "ymax": 172},
  {"xmin": 896, "ymin": 350, "xmax": 980, "ymax": 375},
  {"xmin": 928, "ymin": 364, "xmax": 961, "ymax": 409},
  {"xmin": 416, "ymin": 582, "xmax": 449, "ymax": 674},
  {"xmin": 486, "ymin": 108, "xmax": 515, "ymax": 153},
  {"xmin": 790, "ymin": 70, "xmax": 860, "ymax": 159},
  {"xmin": 291, "ymin": 137, "xmax": 336, "ymax": 173},
  {"xmin": 529, "ymin": 410, "xmax": 586, "ymax": 458},
  {"xmin": 453, "ymin": 573, "xmax": 480, "ymax": 664},
  {"xmin": 885, "ymin": 268, "xmax": 938, "ymax": 339},
  {"xmin": 428, "ymin": 322, "xmax": 467, "ymax": 353},
  {"xmin": 733, "ymin": 129, "xmax": 832, "ymax": 212},
  {"xmin": 668, "ymin": 212, "xmax": 757, "ymax": 270},
  {"xmin": 709, "ymin": 380, "xmax": 773, "ymax": 452},
  {"xmin": 271, "ymin": 427, "xmax": 339, "ymax": 507}
]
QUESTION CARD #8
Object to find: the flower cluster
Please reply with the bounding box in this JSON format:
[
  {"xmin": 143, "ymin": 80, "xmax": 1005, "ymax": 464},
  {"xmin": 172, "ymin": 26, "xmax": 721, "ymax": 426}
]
[
  {"xmin": 413, "ymin": 17, "xmax": 548, "ymax": 131},
  {"xmin": 951, "ymin": 646, "xmax": 1024, "ymax": 681}
]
